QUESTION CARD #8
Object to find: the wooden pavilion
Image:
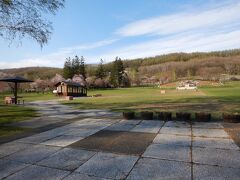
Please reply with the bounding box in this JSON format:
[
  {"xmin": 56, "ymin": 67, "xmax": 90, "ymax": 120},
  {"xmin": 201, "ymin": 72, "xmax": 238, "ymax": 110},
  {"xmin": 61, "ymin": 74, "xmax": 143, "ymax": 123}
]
[{"xmin": 55, "ymin": 81, "xmax": 87, "ymax": 97}]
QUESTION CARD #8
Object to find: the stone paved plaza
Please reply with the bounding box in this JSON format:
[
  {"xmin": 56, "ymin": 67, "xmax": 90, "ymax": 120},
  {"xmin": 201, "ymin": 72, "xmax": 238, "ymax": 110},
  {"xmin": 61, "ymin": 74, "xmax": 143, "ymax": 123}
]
[{"xmin": 1, "ymin": 118, "xmax": 240, "ymax": 179}]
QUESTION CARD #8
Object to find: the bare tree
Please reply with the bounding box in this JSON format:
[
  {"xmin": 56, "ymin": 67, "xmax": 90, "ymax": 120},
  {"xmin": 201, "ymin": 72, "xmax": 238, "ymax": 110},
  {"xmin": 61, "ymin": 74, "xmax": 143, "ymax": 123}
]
[{"xmin": 0, "ymin": 0, "xmax": 64, "ymax": 46}]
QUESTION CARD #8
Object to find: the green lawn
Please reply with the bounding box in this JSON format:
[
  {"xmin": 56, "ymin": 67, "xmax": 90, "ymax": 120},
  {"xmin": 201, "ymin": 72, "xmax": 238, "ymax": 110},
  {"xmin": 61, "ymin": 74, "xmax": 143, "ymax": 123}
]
[
  {"xmin": 62, "ymin": 81, "xmax": 240, "ymax": 119},
  {"xmin": 0, "ymin": 105, "xmax": 38, "ymax": 137},
  {"xmin": 0, "ymin": 92, "xmax": 60, "ymax": 103}
]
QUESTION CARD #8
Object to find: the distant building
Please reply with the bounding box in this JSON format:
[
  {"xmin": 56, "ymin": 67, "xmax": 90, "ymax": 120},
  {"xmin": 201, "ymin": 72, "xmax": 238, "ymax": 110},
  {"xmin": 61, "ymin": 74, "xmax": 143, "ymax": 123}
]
[{"xmin": 54, "ymin": 81, "xmax": 87, "ymax": 97}]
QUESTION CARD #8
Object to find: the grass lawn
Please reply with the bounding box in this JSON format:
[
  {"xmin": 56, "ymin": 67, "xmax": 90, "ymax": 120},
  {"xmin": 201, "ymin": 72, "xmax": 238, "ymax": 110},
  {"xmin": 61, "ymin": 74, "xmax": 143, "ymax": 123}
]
[
  {"xmin": 62, "ymin": 81, "xmax": 240, "ymax": 119},
  {"xmin": 0, "ymin": 105, "xmax": 38, "ymax": 137},
  {"xmin": 0, "ymin": 92, "xmax": 57, "ymax": 137},
  {"xmin": 0, "ymin": 91, "xmax": 61, "ymax": 103}
]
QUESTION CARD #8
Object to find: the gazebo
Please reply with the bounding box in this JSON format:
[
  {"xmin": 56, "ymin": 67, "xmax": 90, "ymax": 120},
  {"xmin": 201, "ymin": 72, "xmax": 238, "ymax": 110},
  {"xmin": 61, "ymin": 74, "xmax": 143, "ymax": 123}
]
[{"xmin": 0, "ymin": 76, "xmax": 33, "ymax": 104}]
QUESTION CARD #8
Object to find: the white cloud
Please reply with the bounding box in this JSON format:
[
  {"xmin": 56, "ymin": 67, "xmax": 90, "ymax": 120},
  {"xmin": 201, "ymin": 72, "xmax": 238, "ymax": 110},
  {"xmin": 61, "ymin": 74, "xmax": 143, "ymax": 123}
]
[
  {"xmin": 61, "ymin": 38, "xmax": 119, "ymax": 52},
  {"xmin": 0, "ymin": 39, "xmax": 118, "ymax": 69},
  {"xmin": 116, "ymin": 1, "xmax": 240, "ymax": 37},
  {"xmin": 1, "ymin": 1, "xmax": 240, "ymax": 69},
  {"xmin": 93, "ymin": 30, "xmax": 240, "ymax": 61}
]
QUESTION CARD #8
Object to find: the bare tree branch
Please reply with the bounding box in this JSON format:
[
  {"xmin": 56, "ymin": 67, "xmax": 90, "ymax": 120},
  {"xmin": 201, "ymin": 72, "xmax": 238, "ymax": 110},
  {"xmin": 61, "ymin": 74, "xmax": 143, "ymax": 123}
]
[{"xmin": 0, "ymin": 0, "xmax": 64, "ymax": 47}]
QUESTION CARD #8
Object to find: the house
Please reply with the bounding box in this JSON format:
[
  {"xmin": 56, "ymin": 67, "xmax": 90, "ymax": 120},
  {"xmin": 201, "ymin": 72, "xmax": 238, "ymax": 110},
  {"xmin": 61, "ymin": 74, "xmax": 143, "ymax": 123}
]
[
  {"xmin": 176, "ymin": 80, "xmax": 197, "ymax": 90},
  {"xmin": 54, "ymin": 81, "xmax": 87, "ymax": 97}
]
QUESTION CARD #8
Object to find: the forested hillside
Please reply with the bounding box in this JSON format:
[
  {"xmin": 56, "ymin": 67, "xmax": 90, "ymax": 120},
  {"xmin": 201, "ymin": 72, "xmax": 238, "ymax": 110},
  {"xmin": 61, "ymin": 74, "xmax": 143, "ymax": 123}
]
[{"xmin": 1, "ymin": 49, "xmax": 240, "ymax": 89}]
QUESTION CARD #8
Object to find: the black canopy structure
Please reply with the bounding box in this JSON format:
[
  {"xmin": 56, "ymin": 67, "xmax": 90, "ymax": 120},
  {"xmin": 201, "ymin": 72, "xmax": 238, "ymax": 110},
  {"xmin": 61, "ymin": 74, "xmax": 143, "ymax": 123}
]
[{"xmin": 0, "ymin": 76, "xmax": 33, "ymax": 104}]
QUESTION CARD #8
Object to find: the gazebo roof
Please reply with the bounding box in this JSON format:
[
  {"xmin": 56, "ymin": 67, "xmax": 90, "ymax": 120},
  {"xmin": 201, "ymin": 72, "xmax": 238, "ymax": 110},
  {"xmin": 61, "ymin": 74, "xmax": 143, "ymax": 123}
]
[
  {"xmin": 0, "ymin": 76, "xmax": 33, "ymax": 83},
  {"xmin": 55, "ymin": 80, "xmax": 84, "ymax": 87}
]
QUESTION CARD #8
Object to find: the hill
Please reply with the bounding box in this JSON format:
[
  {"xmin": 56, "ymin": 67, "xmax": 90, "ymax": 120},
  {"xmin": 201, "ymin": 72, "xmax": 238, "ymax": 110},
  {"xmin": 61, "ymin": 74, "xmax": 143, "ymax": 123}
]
[
  {"xmin": 1, "ymin": 49, "xmax": 240, "ymax": 87},
  {"xmin": 0, "ymin": 67, "xmax": 62, "ymax": 80}
]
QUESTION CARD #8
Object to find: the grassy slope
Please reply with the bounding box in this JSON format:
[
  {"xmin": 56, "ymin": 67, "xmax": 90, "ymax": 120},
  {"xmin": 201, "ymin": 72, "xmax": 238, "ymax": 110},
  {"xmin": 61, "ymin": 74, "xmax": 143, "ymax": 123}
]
[{"xmin": 63, "ymin": 81, "xmax": 240, "ymax": 119}]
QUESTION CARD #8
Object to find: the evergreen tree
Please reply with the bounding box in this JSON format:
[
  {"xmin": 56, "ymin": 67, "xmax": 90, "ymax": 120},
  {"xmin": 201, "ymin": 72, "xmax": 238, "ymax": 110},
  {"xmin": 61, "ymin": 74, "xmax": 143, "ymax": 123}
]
[
  {"xmin": 80, "ymin": 56, "xmax": 86, "ymax": 79},
  {"xmin": 110, "ymin": 57, "xmax": 125, "ymax": 87},
  {"xmin": 95, "ymin": 59, "xmax": 105, "ymax": 79},
  {"xmin": 72, "ymin": 55, "xmax": 81, "ymax": 74},
  {"xmin": 63, "ymin": 57, "xmax": 73, "ymax": 79}
]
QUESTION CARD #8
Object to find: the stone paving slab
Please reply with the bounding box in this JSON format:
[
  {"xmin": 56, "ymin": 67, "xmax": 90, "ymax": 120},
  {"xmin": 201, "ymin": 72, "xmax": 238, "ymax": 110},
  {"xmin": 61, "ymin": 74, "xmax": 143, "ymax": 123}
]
[
  {"xmin": 37, "ymin": 148, "xmax": 95, "ymax": 171},
  {"xmin": 16, "ymin": 129, "xmax": 65, "ymax": 144},
  {"xmin": 193, "ymin": 147, "xmax": 240, "ymax": 168},
  {"xmin": 5, "ymin": 165, "xmax": 70, "ymax": 180},
  {"xmin": 9, "ymin": 117, "xmax": 62, "ymax": 128},
  {"xmin": 63, "ymin": 128, "xmax": 99, "ymax": 137},
  {"xmin": 130, "ymin": 120, "xmax": 164, "ymax": 133},
  {"xmin": 0, "ymin": 159, "xmax": 29, "ymax": 179},
  {"xmin": 164, "ymin": 121, "xmax": 191, "ymax": 128},
  {"xmin": 70, "ymin": 130, "xmax": 156, "ymax": 155},
  {"xmin": 6, "ymin": 144, "xmax": 61, "ymax": 164},
  {"xmin": 75, "ymin": 152, "xmax": 138, "ymax": 179},
  {"xmin": 192, "ymin": 122, "xmax": 223, "ymax": 129},
  {"xmin": 126, "ymin": 158, "xmax": 191, "ymax": 180},
  {"xmin": 153, "ymin": 134, "xmax": 191, "ymax": 147},
  {"xmin": 193, "ymin": 136, "xmax": 239, "ymax": 150},
  {"xmin": 193, "ymin": 128, "xmax": 230, "ymax": 138},
  {"xmin": 143, "ymin": 143, "xmax": 191, "ymax": 162},
  {"xmin": 193, "ymin": 164, "xmax": 240, "ymax": 180},
  {"xmin": 64, "ymin": 173, "xmax": 107, "ymax": 180},
  {"xmin": 160, "ymin": 127, "xmax": 191, "ymax": 136},
  {"xmin": 41, "ymin": 135, "xmax": 83, "ymax": 147},
  {"xmin": 119, "ymin": 120, "xmax": 141, "ymax": 125},
  {"xmin": 105, "ymin": 123, "xmax": 135, "ymax": 131},
  {"xmin": 0, "ymin": 142, "xmax": 32, "ymax": 158}
]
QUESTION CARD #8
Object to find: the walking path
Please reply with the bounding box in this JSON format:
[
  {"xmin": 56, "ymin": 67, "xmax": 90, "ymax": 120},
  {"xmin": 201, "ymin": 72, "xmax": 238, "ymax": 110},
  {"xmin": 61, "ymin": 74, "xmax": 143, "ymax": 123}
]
[
  {"xmin": 8, "ymin": 100, "xmax": 120, "ymax": 128},
  {"xmin": 1, "ymin": 116, "xmax": 240, "ymax": 179}
]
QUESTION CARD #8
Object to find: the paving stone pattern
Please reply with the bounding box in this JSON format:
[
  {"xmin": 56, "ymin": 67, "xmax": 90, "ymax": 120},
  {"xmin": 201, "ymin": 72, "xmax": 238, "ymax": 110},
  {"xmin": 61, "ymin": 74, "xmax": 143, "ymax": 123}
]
[{"xmin": 1, "ymin": 117, "xmax": 240, "ymax": 180}]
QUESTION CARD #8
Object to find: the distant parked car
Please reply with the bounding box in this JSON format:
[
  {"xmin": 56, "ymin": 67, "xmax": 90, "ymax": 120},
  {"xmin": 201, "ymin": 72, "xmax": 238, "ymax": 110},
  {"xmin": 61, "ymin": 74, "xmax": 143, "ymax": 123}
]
[{"xmin": 176, "ymin": 81, "xmax": 197, "ymax": 90}]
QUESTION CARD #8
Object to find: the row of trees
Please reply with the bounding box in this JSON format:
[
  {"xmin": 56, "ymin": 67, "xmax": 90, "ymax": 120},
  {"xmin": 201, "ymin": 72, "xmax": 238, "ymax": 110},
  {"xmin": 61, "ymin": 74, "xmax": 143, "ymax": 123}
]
[
  {"xmin": 62, "ymin": 56, "xmax": 130, "ymax": 88},
  {"xmin": 63, "ymin": 56, "xmax": 86, "ymax": 79}
]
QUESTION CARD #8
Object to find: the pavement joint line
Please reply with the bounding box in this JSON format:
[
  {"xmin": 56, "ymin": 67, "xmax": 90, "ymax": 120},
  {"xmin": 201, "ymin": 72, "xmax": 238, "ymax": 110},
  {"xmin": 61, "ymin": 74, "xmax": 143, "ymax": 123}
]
[
  {"xmin": 124, "ymin": 156, "xmax": 141, "ymax": 179},
  {"xmin": 63, "ymin": 172, "xmax": 114, "ymax": 180},
  {"xmin": 142, "ymin": 155, "xmax": 191, "ymax": 163},
  {"xmin": 1, "ymin": 161, "xmax": 32, "ymax": 180},
  {"xmin": 190, "ymin": 122, "xmax": 193, "ymax": 180},
  {"xmin": 192, "ymin": 161, "xmax": 240, "ymax": 169},
  {"xmin": 192, "ymin": 145, "xmax": 240, "ymax": 151},
  {"xmin": 157, "ymin": 120, "xmax": 166, "ymax": 134}
]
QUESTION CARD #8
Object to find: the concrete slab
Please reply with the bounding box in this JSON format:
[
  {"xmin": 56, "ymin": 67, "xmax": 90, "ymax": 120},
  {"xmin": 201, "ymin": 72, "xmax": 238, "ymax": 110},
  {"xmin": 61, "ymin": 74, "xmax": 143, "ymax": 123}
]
[
  {"xmin": 16, "ymin": 130, "xmax": 65, "ymax": 144},
  {"xmin": 0, "ymin": 142, "xmax": 32, "ymax": 158},
  {"xmin": 105, "ymin": 123, "xmax": 135, "ymax": 131},
  {"xmin": 193, "ymin": 136, "xmax": 239, "ymax": 150},
  {"xmin": 41, "ymin": 135, "xmax": 83, "ymax": 147},
  {"xmin": 126, "ymin": 158, "xmax": 191, "ymax": 180},
  {"xmin": 143, "ymin": 143, "xmax": 191, "ymax": 162},
  {"xmin": 5, "ymin": 165, "xmax": 70, "ymax": 180},
  {"xmin": 64, "ymin": 173, "xmax": 107, "ymax": 180},
  {"xmin": 153, "ymin": 134, "xmax": 191, "ymax": 147},
  {"xmin": 75, "ymin": 152, "xmax": 138, "ymax": 179},
  {"xmin": 193, "ymin": 128, "xmax": 229, "ymax": 138},
  {"xmin": 0, "ymin": 159, "xmax": 29, "ymax": 179},
  {"xmin": 37, "ymin": 148, "xmax": 95, "ymax": 171},
  {"xmin": 193, "ymin": 147, "xmax": 240, "ymax": 168},
  {"xmin": 193, "ymin": 164, "xmax": 240, "ymax": 180},
  {"xmin": 6, "ymin": 144, "xmax": 61, "ymax": 164},
  {"xmin": 119, "ymin": 120, "xmax": 141, "ymax": 125},
  {"xmin": 131, "ymin": 120, "xmax": 164, "ymax": 133},
  {"xmin": 63, "ymin": 128, "xmax": 99, "ymax": 137},
  {"xmin": 70, "ymin": 130, "xmax": 156, "ymax": 155},
  {"xmin": 192, "ymin": 122, "xmax": 223, "ymax": 129},
  {"xmin": 160, "ymin": 127, "xmax": 191, "ymax": 136},
  {"xmin": 164, "ymin": 121, "xmax": 191, "ymax": 128}
]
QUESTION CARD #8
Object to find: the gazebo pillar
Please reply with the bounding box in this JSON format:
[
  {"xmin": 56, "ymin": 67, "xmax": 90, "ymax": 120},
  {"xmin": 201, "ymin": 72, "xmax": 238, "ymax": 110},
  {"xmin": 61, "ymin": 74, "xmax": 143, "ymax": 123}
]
[{"xmin": 14, "ymin": 82, "xmax": 17, "ymax": 104}]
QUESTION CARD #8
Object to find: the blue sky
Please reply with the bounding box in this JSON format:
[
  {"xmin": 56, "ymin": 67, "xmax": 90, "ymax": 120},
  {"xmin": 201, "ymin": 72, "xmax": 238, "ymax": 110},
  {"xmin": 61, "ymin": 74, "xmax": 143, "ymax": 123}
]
[{"xmin": 0, "ymin": 0, "xmax": 240, "ymax": 69}]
